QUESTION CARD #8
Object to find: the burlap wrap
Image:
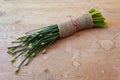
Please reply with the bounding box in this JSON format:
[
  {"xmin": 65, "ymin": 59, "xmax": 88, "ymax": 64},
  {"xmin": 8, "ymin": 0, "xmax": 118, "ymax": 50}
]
[{"xmin": 58, "ymin": 12, "xmax": 93, "ymax": 38}]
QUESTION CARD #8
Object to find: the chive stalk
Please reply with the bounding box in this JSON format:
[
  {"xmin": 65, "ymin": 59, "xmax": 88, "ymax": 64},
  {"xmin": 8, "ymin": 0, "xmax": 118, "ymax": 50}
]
[{"xmin": 7, "ymin": 8, "xmax": 107, "ymax": 72}]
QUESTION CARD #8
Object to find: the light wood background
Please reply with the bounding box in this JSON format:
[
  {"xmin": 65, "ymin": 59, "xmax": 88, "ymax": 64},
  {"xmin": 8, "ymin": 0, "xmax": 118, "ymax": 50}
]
[{"xmin": 0, "ymin": 0, "xmax": 120, "ymax": 80}]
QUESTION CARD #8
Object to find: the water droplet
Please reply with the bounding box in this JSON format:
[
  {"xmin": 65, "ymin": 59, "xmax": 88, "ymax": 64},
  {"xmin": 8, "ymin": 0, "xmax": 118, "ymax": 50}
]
[
  {"xmin": 98, "ymin": 40, "xmax": 115, "ymax": 51},
  {"xmin": 72, "ymin": 49, "xmax": 81, "ymax": 59},
  {"xmin": 43, "ymin": 55, "xmax": 48, "ymax": 59},
  {"xmin": 72, "ymin": 61, "xmax": 81, "ymax": 67},
  {"xmin": 101, "ymin": 70, "xmax": 105, "ymax": 74},
  {"xmin": 62, "ymin": 71, "xmax": 71, "ymax": 78}
]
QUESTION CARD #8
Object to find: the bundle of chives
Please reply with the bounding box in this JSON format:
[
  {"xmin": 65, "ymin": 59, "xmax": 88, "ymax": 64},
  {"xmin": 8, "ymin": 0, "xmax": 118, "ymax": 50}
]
[{"xmin": 7, "ymin": 8, "xmax": 107, "ymax": 72}]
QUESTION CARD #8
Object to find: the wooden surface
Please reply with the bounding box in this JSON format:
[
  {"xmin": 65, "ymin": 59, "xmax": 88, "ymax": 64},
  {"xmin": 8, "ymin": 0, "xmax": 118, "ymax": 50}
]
[{"xmin": 0, "ymin": 0, "xmax": 120, "ymax": 80}]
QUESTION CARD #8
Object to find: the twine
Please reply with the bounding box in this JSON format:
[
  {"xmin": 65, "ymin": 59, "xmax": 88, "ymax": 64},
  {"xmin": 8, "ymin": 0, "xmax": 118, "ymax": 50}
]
[
  {"xmin": 69, "ymin": 16, "xmax": 79, "ymax": 32},
  {"xmin": 58, "ymin": 12, "xmax": 93, "ymax": 38}
]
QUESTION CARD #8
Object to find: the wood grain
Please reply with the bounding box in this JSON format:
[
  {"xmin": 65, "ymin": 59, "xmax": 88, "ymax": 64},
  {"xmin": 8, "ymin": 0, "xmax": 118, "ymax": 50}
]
[{"xmin": 0, "ymin": 0, "xmax": 120, "ymax": 80}]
